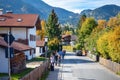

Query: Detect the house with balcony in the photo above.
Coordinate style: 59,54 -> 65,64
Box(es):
0,11 -> 41,59
0,36 -> 32,73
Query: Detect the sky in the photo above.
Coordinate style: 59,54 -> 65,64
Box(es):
42,0 -> 120,13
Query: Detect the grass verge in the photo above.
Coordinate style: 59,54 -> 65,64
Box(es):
27,57 -> 46,63
117,72 -> 120,76
0,73 -> 8,77
11,68 -> 33,80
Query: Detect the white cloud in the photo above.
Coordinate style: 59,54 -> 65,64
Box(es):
42,0 -> 120,13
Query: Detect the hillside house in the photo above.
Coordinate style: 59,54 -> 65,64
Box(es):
0,12 -> 41,59
62,34 -> 77,46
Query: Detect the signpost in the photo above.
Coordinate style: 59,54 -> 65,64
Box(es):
4,32 -> 15,80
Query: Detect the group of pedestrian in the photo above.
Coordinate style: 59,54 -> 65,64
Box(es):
49,50 -> 66,71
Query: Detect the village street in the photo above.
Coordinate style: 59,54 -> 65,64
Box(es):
46,52 -> 120,80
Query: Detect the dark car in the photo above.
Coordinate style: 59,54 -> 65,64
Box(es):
75,50 -> 82,56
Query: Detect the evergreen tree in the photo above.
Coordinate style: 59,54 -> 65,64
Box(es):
46,9 -> 62,40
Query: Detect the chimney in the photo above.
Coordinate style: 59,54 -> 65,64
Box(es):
6,10 -> 13,14
0,9 -> 3,15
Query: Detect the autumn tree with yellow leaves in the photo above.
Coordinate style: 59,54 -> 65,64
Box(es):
36,20 -> 46,40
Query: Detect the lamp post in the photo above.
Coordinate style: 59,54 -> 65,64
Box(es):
44,36 -> 48,58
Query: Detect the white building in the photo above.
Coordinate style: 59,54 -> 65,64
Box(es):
0,37 -> 8,73
0,13 -> 41,59
0,37 -> 33,73
36,40 -> 45,56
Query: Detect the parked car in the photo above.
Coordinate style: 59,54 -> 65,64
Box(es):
75,50 -> 82,56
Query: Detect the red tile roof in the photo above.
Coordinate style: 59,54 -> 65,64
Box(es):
62,34 -> 71,39
0,37 -> 32,51
0,13 -> 39,28
11,42 -> 32,51
36,40 -> 45,47
0,37 -> 7,47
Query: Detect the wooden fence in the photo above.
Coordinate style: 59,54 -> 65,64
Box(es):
99,57 -> 120,73
20,60 -> 49,80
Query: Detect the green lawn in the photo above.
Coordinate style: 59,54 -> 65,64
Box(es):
0,73 -> 8,77
27,57 -> 46,63
11,68 -> 33,80
0,57 -> 46,80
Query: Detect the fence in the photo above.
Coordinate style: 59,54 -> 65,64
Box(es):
20,60 -> 49,80
99,57 -> 120,73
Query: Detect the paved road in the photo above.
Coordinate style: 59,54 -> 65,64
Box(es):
46,52 -> 120,80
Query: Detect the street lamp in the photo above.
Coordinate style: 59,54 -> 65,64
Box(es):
44,36 -> 48,58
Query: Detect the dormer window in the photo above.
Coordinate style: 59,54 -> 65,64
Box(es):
17,18 -> 23,22
0,18 -> 6,21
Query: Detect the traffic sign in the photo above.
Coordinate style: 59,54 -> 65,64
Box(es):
4,33 -> 15,45
5,47 -> 14,58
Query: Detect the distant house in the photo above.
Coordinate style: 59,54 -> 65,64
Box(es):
0,12 -> 41,59
62,34 -> 77,46
36,40 -> 45,56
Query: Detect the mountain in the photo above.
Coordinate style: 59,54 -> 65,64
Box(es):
80,5 -> 120,20
0,0 -> 120,26
0,0 -> 79,26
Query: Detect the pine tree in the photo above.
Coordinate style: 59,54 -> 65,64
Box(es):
46,9 -> 61,40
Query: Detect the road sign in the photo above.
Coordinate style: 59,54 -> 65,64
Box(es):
5,47 -> 14,58
4,33 -> 15,45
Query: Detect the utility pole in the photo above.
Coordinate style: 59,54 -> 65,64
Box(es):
8,32 -> 11,80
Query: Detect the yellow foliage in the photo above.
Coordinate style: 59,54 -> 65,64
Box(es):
64,31 -> 72,35
48,38 -> 59,47
107,17 -> 120,27
36,20 -> 46,40
36,30 -> 40,35
97,20 -> 107,28
107,26 -> 120,62
97,26 -> 120,62
63,45 -> 73,52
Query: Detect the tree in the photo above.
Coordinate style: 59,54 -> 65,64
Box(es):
46,9 -> 62,50
76,17 -> 97,50
36,20 -> 46,40
76,14 -> 86,36
77,14 -> 86,30
46,9 -> 62,40
80,17 -> 97,38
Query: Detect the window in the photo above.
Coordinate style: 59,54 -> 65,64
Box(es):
30,34 -> 36,41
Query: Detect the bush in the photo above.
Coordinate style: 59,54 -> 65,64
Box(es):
97,26 -> 120,63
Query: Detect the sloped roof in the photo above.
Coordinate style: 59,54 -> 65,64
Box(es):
0,37 -> 32,51
11,42 -> 32,51
62,34 -> 71,39
0,13 -> 39,28
36,40 -> 45,47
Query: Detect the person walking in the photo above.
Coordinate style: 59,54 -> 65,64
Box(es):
50,54 -> 55,71
54,51 -> 58,66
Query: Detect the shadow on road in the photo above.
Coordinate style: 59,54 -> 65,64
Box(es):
63,57 -> 95,64
78,78 -> 96,80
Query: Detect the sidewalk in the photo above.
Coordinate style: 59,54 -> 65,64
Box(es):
46,65 -> 63,80
46,54 -> 77,80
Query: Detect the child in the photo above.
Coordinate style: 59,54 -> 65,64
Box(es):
50,55 -> 55,71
